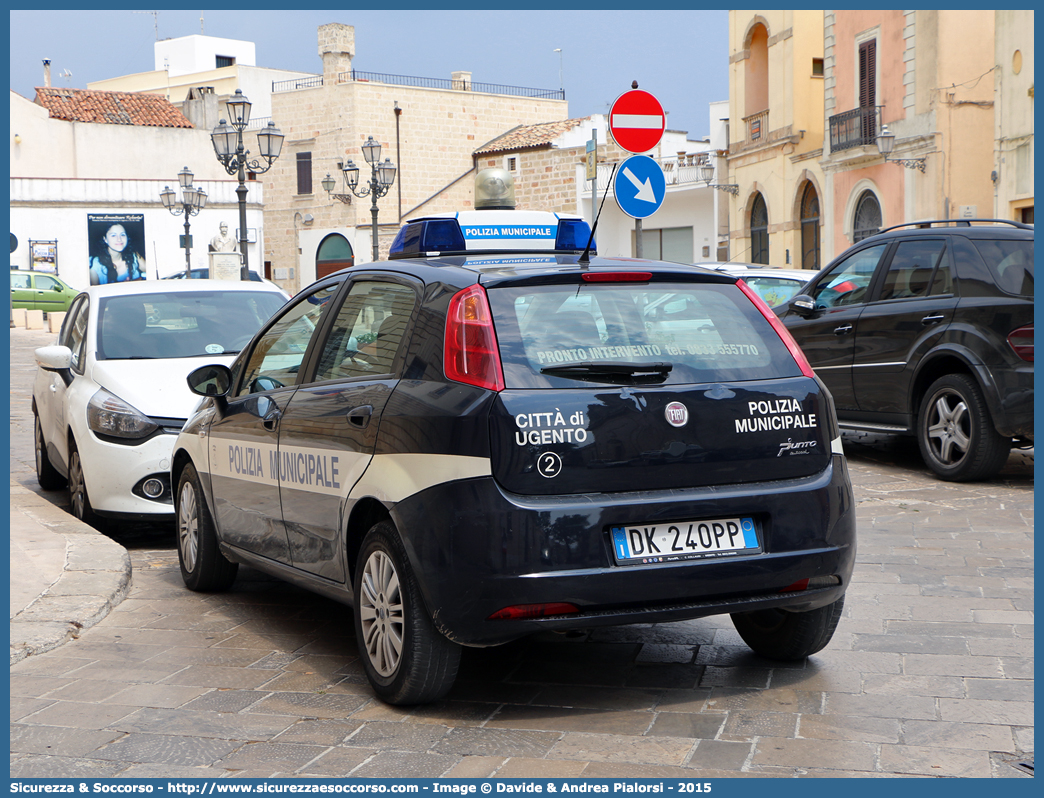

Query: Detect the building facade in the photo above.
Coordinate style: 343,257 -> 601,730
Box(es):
993,10 -> 1034,223
9,88 -> 260,288
727,11 -> 827,270
820,10 -> 998,259
264,23 -> 569,293
87,34 -> 314,130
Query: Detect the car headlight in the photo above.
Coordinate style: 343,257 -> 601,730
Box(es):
87,389 -> 159,439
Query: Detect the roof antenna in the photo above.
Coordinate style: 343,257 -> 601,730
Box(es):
578,163 -> 617,266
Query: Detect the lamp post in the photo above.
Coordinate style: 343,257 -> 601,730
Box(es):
160,166 -> 208,273
876,124 -> 927,172
340,136 -> 397,262
210,89 -> 284,279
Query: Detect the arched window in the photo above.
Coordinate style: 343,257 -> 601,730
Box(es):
853,191 -> 882,243
750,193 -> 769,264
315,234 -> 354,279
800,183 -> 821,271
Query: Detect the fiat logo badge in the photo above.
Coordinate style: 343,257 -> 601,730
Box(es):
665,401 -> 689,427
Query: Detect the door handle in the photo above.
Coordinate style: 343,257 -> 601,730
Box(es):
347,405 -> 373,428
921,314 -> 945,325
833,324 -> 853,335
262,410 -> 282,431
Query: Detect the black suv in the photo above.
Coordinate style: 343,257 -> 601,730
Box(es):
171,200 -> 855,705
779,219 -> 1033,481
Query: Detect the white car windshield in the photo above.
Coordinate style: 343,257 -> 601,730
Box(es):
97,291 -> 285,360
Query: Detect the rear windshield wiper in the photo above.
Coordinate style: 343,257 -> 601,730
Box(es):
540,361 -> 673,384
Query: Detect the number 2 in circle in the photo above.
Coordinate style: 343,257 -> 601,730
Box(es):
537,451 -> 563,478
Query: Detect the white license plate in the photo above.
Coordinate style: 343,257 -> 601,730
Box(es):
610,516 -> 759,565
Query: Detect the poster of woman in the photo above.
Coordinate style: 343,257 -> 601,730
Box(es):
87,214 -> 147,285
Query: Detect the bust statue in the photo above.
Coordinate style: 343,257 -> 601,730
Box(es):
209,222 -> 239,253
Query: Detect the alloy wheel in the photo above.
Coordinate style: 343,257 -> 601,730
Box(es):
34,420 -> 44,475
69,451 -> 87,519
178,480 -> 199,572
925,389 -> 971,467
359,550 -> 404,677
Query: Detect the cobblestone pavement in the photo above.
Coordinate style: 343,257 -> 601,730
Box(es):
9,328 -> 1034,778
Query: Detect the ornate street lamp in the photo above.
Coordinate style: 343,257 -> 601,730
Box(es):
698,156 -> 739,195
876,124 -> 927,172
210,89 -> 284,278
340,136 -> 397,261
160,166 -> 208,272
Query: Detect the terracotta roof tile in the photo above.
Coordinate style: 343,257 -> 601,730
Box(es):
475,117 -> 590,155
34,87 -> 194,128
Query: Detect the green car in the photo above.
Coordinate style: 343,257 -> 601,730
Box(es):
10,270 -> 78,313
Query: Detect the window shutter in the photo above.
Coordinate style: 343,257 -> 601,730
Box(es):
296,152 -> 312,195
859,40 -> 877,109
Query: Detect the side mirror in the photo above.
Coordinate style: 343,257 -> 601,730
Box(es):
187,363 -> 232,398
789,294 -> 816,317
35,345 -> 73,372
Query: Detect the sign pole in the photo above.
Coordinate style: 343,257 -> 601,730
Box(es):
608,86 -> 667,259
586,130 -> 598,227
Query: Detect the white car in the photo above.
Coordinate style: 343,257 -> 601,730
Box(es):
718,267 -> 816,308
32,280 -> 288,525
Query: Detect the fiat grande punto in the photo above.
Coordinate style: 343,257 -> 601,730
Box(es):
171,174 -> 856,705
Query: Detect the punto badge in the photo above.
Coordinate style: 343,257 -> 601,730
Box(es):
665,401 -> 688,427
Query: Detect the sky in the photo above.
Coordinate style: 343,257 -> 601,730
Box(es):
9,8 -> 730,140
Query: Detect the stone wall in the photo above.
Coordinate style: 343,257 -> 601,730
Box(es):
266,77 -> 567,290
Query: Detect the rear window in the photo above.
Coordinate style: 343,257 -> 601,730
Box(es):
487,281 -> 802,388
98,291 -> 285,360
972,239 -> 1033,297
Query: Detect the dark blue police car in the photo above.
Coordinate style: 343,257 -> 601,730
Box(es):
172,170 -> 856,704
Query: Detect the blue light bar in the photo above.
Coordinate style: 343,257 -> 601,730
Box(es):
389,219 -> 467,258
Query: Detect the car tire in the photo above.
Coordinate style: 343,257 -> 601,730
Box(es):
67,438 -> 98,526
917,374 -> 1011,482
34,413 -> 66,491
731,595 -> 845,661
176,462 -> 238,592
353,520 -> 461,705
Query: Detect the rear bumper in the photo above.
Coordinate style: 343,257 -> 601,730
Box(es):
391,455 -> 856,646
975,363 -> 1034,439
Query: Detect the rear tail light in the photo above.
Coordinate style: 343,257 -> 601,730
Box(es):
1008,324 -> 1033,362
488,602 -> 579,620
444,284 -> 505,392
736,279 -> 816,378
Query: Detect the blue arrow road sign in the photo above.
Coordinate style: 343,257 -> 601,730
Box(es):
613,154 -> 666,219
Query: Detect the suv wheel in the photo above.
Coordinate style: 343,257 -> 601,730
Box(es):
176,462 -> 238,592
917,374 -> 1011,481
731,595 -> 845,660
34,413 -> 66,491
354,521 -> 460,705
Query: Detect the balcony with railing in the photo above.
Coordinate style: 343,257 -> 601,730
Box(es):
584,153 -> 711,192
829,106 -> 882,153
272,70 -> 564,100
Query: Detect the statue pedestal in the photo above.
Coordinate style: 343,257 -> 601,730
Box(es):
209,252 -> 243,281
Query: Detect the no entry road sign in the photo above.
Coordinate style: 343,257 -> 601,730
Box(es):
609,89 -> 666,153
